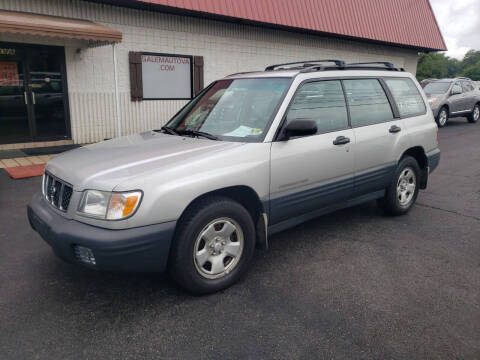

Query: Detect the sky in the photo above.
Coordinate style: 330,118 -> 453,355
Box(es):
429,0 -> 480,59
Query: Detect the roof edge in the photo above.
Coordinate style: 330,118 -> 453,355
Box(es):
83,0 -> 447,52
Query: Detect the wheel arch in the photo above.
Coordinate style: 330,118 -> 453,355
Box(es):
176,185 -> 268,250
399,146 -> 428,189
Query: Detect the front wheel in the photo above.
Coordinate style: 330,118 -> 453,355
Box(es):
468,104 -> 480,123
436,106 -> 448,127
378,156 -> 420,216
168,196 -> 256,294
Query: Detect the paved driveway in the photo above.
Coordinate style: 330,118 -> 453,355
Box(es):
1,118 -> 479,359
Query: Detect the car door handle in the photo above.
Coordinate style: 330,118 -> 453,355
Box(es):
333,136 -> 350,145
389,125 -> 401,133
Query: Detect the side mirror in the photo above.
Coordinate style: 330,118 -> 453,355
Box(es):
281,119 -> 317,140
451,85 -> 462,95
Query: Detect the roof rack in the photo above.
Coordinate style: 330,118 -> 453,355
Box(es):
345,62 -> 405,72
265,59 -> 345,71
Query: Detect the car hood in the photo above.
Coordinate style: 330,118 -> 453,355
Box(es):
46,131 -> 244,191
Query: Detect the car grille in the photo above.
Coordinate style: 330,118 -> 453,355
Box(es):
43,172 -> 73,212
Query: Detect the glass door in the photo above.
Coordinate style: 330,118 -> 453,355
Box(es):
26,46 -> 68,139
0,42 -> 70,144
0,45 -> 30,143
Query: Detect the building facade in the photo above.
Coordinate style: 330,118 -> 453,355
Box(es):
0,0 -> 446,147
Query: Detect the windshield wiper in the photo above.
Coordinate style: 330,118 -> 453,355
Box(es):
157,126 -> 180,136
179,129 -> 219,140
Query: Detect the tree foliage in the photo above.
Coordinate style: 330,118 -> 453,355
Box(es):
416,50 -> 480,81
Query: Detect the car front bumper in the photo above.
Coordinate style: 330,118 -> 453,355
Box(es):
27,192 -> 176,272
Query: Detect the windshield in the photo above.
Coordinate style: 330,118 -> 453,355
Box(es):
423,81 -> 452,95
165,78 -> 291,142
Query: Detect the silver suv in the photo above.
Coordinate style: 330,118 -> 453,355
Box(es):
28,60 -> 440,293
424,77 -> 480,127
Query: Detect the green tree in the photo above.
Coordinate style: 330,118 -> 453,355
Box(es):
463,62 -> 480,81
417,49 -> 480,81
416,53 -> 449,81
462,50 -> 480,70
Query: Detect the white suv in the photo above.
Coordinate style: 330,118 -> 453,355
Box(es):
28,60 -> 440,293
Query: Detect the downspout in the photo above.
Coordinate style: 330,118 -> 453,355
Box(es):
112,43 -> 121,138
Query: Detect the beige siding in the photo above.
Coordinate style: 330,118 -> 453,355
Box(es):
0,0 -> 419,144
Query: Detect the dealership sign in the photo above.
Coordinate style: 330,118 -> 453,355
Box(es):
141,54 -> 192,100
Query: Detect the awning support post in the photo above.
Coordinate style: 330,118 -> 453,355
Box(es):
112,43 -> 121,138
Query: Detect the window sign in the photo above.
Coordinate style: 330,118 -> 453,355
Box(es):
141,53 -> 193,100
0,61 -> 19,86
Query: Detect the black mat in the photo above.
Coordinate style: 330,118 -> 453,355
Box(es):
0,150 -> 26,159
21,144 -> 81,156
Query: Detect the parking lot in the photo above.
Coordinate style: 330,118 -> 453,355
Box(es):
0,117 -> 479,359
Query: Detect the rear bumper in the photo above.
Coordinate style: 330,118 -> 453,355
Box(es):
27,192 -> 176,273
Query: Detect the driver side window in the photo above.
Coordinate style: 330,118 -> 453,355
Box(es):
286,80 -> 348,134
452,82 -> 463,94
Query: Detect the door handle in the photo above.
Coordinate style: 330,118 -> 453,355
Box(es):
333,136 -> 350,145
389,125 -> 401,133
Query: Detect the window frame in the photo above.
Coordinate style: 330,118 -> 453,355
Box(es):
382,76 -> 428,119
274,76 -> 404,140
461,80 -> 474,93
165,76 -> 294,143
342,77 -> 399,129
281,79 -> 351,137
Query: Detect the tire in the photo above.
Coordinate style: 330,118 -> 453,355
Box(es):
378,156 -> 420,216
168,196 -> 256,294
436,106 -> 448,127
467,103 -> 480,123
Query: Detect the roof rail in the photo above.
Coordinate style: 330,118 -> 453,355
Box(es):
346,62 -> 404,71
348,61 -> 395,68
265,59 -> 345,71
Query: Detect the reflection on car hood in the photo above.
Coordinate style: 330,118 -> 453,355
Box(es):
46,131 -> 244,191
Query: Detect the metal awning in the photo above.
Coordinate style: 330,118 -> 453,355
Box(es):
0,10 -> 122,44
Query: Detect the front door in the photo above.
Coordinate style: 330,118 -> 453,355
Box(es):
269,80 -> 355,225
0,42 -> 70,144
449,81 -> 464,114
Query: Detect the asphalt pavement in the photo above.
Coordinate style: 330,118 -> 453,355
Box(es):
1,117 -> 479,359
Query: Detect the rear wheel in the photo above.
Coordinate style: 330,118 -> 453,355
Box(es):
378,156 -> 420,216
168,196 -> 256,294
468,104 -> 480,123
436,106 -> 448,127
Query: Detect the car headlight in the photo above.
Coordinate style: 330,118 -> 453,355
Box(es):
78,190 -> 142,220
428,97 -> 439,107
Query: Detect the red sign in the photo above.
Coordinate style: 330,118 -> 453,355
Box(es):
0,62 -> 20,86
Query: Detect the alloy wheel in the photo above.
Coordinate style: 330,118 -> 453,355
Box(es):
193,217 -> 244,279
396,167 -> 416,207
474,106 -> 479,121
438,109 -> 447,126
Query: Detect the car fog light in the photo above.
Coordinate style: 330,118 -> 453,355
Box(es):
74,245 -> 96,266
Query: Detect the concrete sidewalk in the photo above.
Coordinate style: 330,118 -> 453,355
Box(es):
0,155 -> 55,168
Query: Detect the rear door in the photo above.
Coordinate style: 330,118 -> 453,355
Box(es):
269,80 -> 354,225
344,78 -> 406,196
461,80 -> 476,111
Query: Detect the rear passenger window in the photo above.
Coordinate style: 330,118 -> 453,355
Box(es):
384,78 -> 426,117
286,80 -> 348,134
343,79 -> 393,127
461,81 -> 474,92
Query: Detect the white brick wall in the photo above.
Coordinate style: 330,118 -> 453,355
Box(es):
1,0 -> 419,144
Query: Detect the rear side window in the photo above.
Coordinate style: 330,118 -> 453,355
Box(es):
461,80 -> 474,92
384,78 -> 426,117
286,80 -> 348,134
343,79 -> 393,127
